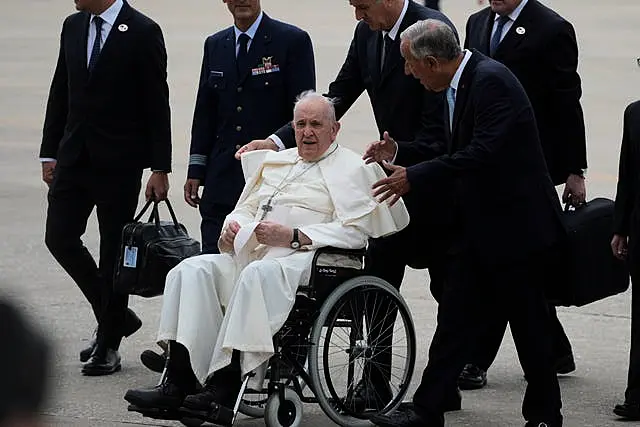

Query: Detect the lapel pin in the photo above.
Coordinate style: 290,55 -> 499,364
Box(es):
516,26 -> 526,35
118,24 -> 128,32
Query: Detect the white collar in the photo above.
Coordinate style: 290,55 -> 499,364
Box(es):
495,0 -> 529,22
234,11 -> 264,42
383,0 -> 409,41
450,49 -> 473,92
92,0 -> 123,26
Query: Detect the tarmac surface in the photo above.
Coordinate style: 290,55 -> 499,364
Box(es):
1,0 -> 639,426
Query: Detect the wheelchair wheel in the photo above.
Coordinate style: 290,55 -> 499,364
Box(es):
239,387 -> 268,418
308,276 -> 416,427
264,388 -> 303,427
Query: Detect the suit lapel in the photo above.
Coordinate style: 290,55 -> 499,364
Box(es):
223,28 -> 237,82
493,0 -> 535,58
76,13 -> 91,82
480,10 -> 494,55
237,15 -> 272,85
449,52 -> 481,146
88,1 -> 134,82
379,2 -> 416,86
367,32 -> 381,86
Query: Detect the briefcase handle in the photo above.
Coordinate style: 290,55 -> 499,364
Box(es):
133,198 -> 181,230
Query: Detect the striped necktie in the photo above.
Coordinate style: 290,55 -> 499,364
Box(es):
88,16 -> 104,72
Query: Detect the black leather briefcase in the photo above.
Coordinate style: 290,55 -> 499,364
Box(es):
113,199 -> 201,298
552,197 -> 630,307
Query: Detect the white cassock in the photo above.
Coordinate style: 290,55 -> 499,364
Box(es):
157,143 -> 409,386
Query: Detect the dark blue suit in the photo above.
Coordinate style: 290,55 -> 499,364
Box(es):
187,14 -> 315,253
400,51 -> 564,426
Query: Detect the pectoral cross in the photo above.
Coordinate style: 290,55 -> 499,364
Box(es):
260,202 -> 273,220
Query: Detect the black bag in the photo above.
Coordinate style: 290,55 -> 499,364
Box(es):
553,197 -> 630,307
113,199 -> 201,298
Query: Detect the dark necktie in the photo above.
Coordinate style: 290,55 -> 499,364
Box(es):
489,15 -> 510,57
236,33 -> 251,74
380,33 -> 393,72
88,16 -> 104,72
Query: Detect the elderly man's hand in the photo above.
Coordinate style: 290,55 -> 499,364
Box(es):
220,220 -> 241,252
611,234 -> 628,260
235,138 -> 279,160
371,162 -> 410,207
363,131 -> 398,164
255,221 -> 293,247
562,173 -> 586,208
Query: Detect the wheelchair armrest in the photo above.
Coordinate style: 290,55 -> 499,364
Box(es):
311,246 -> 367,266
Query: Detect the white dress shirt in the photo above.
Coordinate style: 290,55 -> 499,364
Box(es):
234,11 -> 264,57
40,0 -> 124,163
490,0 -> 529,44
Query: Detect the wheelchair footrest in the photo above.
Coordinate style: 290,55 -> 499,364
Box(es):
179,403 -> 234,426
127,403 -> 182,420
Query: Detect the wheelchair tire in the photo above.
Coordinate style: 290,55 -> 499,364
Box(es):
264,388 -> 303,427
239,399 -> 266,418
308,275 -> 416,427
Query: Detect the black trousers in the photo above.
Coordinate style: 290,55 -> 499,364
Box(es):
199,198 -> 235,254
625,245 -> 640,403
45,156 -> 142,350
412,252 -> 563,426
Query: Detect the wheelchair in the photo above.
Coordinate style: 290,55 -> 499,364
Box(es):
191,246 -> 417,427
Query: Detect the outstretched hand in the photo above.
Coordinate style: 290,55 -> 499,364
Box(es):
371,161 -> 410,207
363,131 -> 398,164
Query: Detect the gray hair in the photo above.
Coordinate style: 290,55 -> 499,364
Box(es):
400,19 -> 461,61
293,90 -> 337,124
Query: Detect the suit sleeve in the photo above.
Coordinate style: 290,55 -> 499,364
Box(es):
394,90 -> 448,167
40,20 -> 69,160
545,20 -> 587,174
613,104 -> 637,236
187,39 -> 216,180
405,74 -> 517,189
139,22 -> 172,172
274,26 -> 365,146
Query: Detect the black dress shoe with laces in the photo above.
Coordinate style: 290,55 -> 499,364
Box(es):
79,329 -> 97,363
343,378 -> 393,412
180,375 -> 242,424
554,354 -> 576,375
80,310 -> 141,363
614,400 -> 640,420
82,347 -> 121,376
457,363 -> 487,390
125,377 -> 192,419
371,405 -> 440,427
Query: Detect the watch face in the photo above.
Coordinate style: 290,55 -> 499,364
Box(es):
291,241 -> 300,249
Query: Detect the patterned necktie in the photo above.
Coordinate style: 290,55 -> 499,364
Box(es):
236,33 -> 251,74
446,87 -> 456,131
489,15 -> 510,57
88,16 -> 104,72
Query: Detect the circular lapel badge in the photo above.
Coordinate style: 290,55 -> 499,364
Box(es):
118,24 -> 128,32
516,26 -> 526,35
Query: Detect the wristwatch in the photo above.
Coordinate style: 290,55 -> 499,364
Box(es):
290,228 -> 301,250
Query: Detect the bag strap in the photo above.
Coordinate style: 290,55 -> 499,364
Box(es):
133,199 -> 154,222
139,197 -> 181,230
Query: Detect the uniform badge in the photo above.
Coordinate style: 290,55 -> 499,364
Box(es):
516,26 -> 526,35
118,24 -> 128,32
251,56 -> 281,76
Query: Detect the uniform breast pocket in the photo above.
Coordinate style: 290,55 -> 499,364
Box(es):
207,71 -> 226,90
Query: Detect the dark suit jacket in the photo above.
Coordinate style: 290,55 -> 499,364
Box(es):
613,101 -> 640,239
273,1 -> 456,151
188,14 -> 315,209
464,0 -> 587,185
397,51 -> 565,265
40,1 -> 171,172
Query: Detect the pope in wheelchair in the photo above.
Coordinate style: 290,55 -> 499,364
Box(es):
124,91 -> 412,426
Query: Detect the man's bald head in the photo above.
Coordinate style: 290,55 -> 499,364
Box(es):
292,91 -> 341,162
348,0 -> 405,31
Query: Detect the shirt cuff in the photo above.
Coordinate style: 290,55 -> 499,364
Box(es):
269,134 -> 285,151
39,158 -> 56,162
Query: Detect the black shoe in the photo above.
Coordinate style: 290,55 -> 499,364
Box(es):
457,364 -> 487,390
524,422 -> 560,427
82,347 -> 121,376
141,349 -> 167,373
125,378 -> 189,414
554,354 -> 576,375
122,308 -> 142,338
180,375 -> 242,420
614,401 -> 640,420
79,328 -> 97,363
344,377 -> 393,412
371,405 -> 438,427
